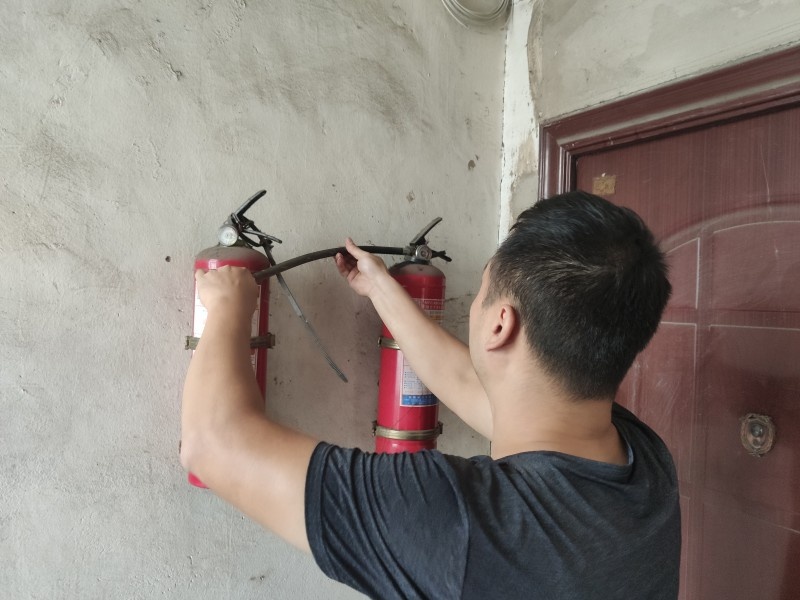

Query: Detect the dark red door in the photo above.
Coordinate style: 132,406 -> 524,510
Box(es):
574,105 -> 800,599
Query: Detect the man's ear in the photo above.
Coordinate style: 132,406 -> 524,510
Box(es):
485,303 -> 519,351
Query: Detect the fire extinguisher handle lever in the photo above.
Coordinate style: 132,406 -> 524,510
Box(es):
234,189 -> 267,218
408,217 -> 443,247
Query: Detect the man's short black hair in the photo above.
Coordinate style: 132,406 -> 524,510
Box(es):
487,191 -> 672,400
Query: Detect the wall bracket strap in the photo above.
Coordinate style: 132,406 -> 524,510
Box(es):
372,421 -> 443,441
379,336 -> 401,350
184,334 -> 275,351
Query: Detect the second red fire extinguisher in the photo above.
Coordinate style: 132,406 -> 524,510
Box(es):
373,219 -> 451,454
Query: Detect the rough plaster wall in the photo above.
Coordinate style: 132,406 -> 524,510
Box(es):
501,0 -> 800,227
499,0 -> 539,238
0,1 -> 504,598
532,0 -> 800,121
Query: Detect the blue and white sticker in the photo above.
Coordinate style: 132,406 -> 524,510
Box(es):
401,357 -> 437,406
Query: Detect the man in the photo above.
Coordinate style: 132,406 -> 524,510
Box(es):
181,191 -> 680,599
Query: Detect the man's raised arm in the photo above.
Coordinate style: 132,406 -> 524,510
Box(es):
181,266 -> 317,552
335,238 -> 492,440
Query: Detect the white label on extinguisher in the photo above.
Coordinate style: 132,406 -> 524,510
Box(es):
249,291 -> 260,371
401,359 -> 437,406
193,284 -> 261,373
400,297 -> 443,407
413,297 -> 444,324
193,288 -> 208,337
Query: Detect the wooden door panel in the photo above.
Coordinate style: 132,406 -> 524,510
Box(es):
665,238 -> 700,311
573,103 -> 800,598
700,502 -> 799,600
703,325 -> 800,519
632,323 -> 696,486
618,321 -> 697,600
679,495 -> 691,600
576,130 -> 705,240
709,222 -> 800,312
702,111 -> 800,215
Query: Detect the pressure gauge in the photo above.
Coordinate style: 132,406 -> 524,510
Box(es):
217,224 -> 239,247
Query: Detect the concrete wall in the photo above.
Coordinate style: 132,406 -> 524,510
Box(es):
0,1 -> 504,598
532,0 -> 800,121
500,0 -> 800,225
500,0 -> 537,236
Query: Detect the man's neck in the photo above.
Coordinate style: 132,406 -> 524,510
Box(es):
487,379 -> 626,465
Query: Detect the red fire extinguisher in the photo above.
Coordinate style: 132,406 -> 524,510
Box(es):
373,219 -> 451,453
185,191 -> 278,488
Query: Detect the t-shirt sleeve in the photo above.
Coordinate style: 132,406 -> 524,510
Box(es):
305,442 -> 469,600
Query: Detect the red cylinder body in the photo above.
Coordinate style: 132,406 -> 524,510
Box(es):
375,261 -> 445,453
188,245 -> 271,487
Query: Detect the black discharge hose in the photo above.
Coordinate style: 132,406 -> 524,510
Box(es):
253,246 -> 406,283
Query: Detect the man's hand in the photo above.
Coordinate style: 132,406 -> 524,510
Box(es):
334,238 -> 391,298
195,266 -> 259,319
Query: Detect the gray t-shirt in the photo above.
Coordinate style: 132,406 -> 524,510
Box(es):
305,403 -> 680,599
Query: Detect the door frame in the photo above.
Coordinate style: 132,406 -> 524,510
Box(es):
539,45 -> 800,199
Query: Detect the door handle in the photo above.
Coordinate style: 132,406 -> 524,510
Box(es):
740,413 -> 776,457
